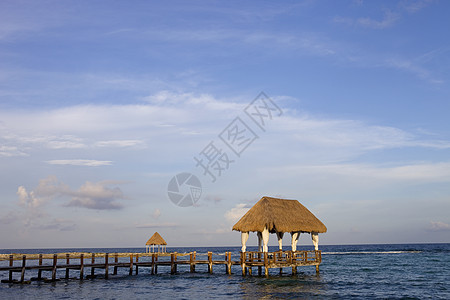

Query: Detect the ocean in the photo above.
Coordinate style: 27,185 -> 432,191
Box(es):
0,243 -> 448,299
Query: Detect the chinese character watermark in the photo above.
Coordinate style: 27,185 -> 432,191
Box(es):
167,92 -> 282,207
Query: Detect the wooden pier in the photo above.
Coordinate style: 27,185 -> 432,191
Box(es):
0,250 -> 321,283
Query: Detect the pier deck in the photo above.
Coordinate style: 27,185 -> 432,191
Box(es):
0,250 -> 321,283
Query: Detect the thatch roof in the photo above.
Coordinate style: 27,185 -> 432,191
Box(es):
145,232 -> 167,245
232,196 -> 327,233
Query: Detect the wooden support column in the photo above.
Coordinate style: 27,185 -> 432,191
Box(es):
129,254 -> 133,276
316,265 -> 320,274
80,254 -> 84,280
248,253 -> 252,275
105,253 -> 109,279
113,253 -> 118,275
170,253 -> 175,274
226,252 -> 232,275
241,252 -> 246,276
91,253 -> 95,277
208,252 -> 213,274
65,253 -> 70,279
52,254 -> 57,281
135,254 -> 139,275
278,252 -> 282,275
189,252 -> 195,273
258,252 -> 262,276
38,254 -> 43,280
174,253 -> 177,273
8,255 -> 13,282
154,254 -> 158,274
20,255 -> 26,283
292,250 -> 297,275
264,252 -> 269,277
151,254 -> 155,275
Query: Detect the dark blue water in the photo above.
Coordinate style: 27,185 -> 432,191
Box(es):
0,244 -> 448,299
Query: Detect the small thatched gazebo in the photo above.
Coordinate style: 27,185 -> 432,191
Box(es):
145,232 -> 167,253
233,196 -> 327,252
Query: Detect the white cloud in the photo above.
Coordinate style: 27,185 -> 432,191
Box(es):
136,222 -> 179,228
46,159 -> 113,167
385,57 -> 443,84
262,162 -> 450,185
334,10 -> 400,29
224,203 -> 252,224
0,145 -> 28,157
18,176 -> 126,210
401,0 -> 434,13
95,140 -> 145,148
65,181 -> 125,210
152,208 -> 161,219
427,221 -> 450,232
357,10 -> 399,29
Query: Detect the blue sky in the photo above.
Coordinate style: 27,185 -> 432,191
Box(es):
1,0 -> 449,248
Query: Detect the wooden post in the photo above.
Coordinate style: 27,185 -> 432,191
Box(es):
208,252 -> 213,274
316,265 -> 320,274
129,254 -> 133,276
20,255 -> 26,283
292,251 -> 297,275
174,253 -> 177,273
105,253 -> 109,279
151,254 -> 155,275
241,252 -> 246,276
189,252 -> 194,273
248,252 -> 252,275
258,252 -> 262,276
226,252 -> 231,275
155,253 -> 158,274
170,253 -> 175,274
52,254 -> 57,281
9,254 -> 13,282
91,253 -> 95,277
135,253 -> 139,275
264,252 -> 268,277
80,254 -> 84,280
66,253 -> 70,279
38,254 -> 43,280
114,253 -> 118,275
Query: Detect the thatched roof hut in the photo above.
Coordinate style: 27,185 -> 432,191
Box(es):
233,196 -> 327,233
233,196 -> 327,252
145,232 -> 167,253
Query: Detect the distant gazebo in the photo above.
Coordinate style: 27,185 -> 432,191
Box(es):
233,196 -> 327,252
145,232 -> 167,253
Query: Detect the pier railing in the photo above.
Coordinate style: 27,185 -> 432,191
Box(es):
240,250 -> 321,276
0,250 -> 321,283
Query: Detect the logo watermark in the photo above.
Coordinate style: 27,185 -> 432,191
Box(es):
167,92 -> 282,207
167,172 -> 202,207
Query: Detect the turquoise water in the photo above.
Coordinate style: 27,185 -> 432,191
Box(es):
0,243 -> 449,299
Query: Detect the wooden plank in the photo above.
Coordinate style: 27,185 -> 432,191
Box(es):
38,254 -> 43,280
105,253 -> 109,279
20,255 -> 26,283
52,254 -> 57,281
91,253 -> 95,277
80,254 -> 84,280
65,253 -> 70,279
135,254 -> 139,275
114,253 -> 118,275
208,252 -> 212,274
129,254 -> 133,276
264,252 -> 268,277
9,254 -> 13,282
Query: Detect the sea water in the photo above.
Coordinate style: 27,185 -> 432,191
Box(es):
0,243 -> 448,299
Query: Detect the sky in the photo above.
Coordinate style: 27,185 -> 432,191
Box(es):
0,0 -> 449,249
